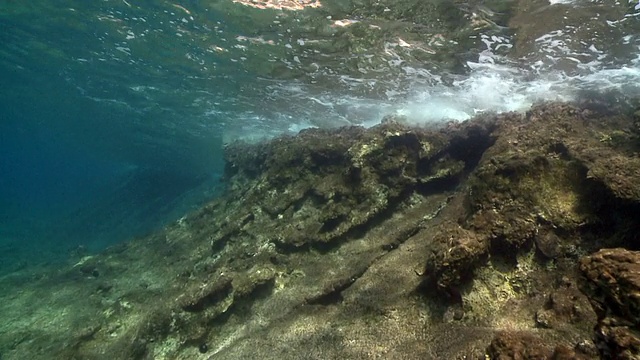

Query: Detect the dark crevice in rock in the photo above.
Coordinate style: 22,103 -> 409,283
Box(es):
416,174 -> 460,196
547,142 -> 571,160
272,239 -> 312,254
318,214 -> 347,234
380,222 -> 424,252
306,266 -> 370,306
591,200 -> 640,251
180,276 -> 234,313
312,188 -> 415,254
446,122 -> 498,172
179,277 -> 276,354
238,213 -> 255,227
306,284 -> 345,305
210,276 -> 275,327
211,230 -> 239,255
573,175 -> 640,252
273,187 -> 415,254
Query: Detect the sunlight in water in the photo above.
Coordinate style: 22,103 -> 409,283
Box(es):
231,0 -> 322,10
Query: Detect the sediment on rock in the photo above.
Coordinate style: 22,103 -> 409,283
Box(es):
579,248 -> 640,360
0,99 -> 639,359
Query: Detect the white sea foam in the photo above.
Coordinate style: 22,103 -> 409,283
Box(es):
395,68 -> 572,124
393,54 -> 639,126
97,0 -> 633,143
224,55 -> 640,142
548,0 -> 575,5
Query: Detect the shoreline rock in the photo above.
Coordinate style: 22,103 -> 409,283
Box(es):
580,248 -> 640,360
0,100 -> 639,359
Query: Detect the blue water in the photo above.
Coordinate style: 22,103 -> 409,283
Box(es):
1,71 -> 223,269
1,2 -> 227,271
1,0 -> 639,273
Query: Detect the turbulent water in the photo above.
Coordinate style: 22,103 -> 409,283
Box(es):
1,0 -> 639,273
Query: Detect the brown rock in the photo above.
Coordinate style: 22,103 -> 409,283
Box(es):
3,99 -> 640,360
579,248 -> 640,359
487,331 -> 553,359
487,332 -> 597,360
425,221 -> 489,291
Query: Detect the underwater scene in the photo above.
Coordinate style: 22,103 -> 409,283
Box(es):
1,0 -> 640,358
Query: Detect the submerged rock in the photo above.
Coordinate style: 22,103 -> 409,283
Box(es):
0,99 -> 639,359
579,248 -> 640,359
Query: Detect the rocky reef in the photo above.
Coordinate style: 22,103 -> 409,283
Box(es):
580,248 -> 640,359
1,99 -> 639,359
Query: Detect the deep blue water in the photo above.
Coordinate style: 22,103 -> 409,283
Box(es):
1,0 -> 639,273
1,2 -> 227,271
0,66 -> 224,270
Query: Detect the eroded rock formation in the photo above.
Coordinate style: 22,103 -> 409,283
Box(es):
580,249 -> 640,359
0,99 -> 639,359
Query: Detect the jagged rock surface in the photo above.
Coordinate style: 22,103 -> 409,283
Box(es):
579,248 -> 640,360
0,100 -> 639,359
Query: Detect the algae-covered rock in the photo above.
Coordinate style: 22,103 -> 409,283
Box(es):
2,99 -> 640,360
579,248 -> 640,359
426,221 -> 489,291
487,331 -> 556,359
221,121 -> 453,250
418,105 -> 593,293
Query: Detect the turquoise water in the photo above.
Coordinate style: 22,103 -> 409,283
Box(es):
1,0 -> 639,273
1,1 -> 229,271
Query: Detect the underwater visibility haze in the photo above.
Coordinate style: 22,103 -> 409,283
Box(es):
2,0 -> 640,271
2,0 -> 640,359
2,0 -> 640,272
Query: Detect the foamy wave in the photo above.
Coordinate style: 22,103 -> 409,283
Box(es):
217,0 -> 640,142
225,53 -> 640,142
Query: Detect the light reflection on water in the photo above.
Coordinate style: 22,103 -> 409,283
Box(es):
4,0 -> 638,139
